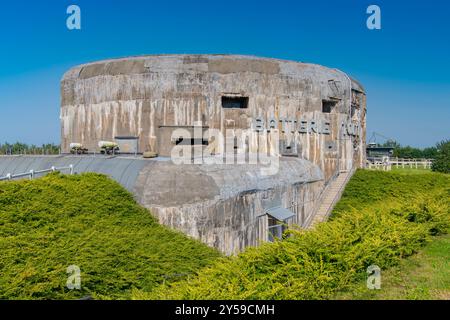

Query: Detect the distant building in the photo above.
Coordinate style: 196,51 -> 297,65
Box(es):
366,143 -> 394,159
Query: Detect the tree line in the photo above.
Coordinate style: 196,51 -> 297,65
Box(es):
381,139 -> 449,174
0,142 -> 60,155
381,140 -> 437,159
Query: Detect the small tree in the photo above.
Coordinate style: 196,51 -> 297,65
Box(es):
422,147 -> 438,159
382,139 -> 400,148
393,145 -> 423,158
431,140 -> 450,174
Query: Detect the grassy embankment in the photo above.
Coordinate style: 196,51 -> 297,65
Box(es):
0,169 -> 448,299
333,232 -> 450,299
333,168 -> 450,299
0,173 -> 220,299
134,169 -> 449,299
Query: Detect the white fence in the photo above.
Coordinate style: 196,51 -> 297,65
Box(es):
367,157 -> 433,171
0,165 -> 74,181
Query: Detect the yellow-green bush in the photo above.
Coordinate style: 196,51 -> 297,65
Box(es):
0,173 -> 219,299
134,170 -> 450,300
1,170 -> 448,300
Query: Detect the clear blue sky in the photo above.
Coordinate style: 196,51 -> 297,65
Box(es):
0,0 -> 449,147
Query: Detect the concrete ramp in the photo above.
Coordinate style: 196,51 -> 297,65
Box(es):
307,169 -> 355,228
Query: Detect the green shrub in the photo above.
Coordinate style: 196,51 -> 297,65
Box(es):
431,140 -> 450,174
0,173 -> 219,299
133,170 -> 450,300
1,170 -> 448,300
332,169 -> 449,216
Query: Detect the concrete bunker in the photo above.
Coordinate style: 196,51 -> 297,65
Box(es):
56,54 -> 366,254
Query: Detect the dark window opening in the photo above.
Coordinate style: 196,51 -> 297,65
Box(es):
322,100 -> 337,113
351,106 -> 358,118
222,96 -> 249,109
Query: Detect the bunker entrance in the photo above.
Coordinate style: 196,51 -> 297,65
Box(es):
268,217 -> 285,242
266,206 -> 295,242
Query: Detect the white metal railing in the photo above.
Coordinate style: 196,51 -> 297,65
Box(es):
0,165 -> 74,181
390,157 -> 433,169
303,167 -> 356,228
323,167 -> 356,221
367,157 -> 433,171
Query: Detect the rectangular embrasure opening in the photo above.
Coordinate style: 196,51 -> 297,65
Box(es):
222,96 -> 249,109
322,100 -> 337,113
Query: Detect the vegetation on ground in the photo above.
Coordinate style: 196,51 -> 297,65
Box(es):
0,173 -> 219,299
332,169 -> 448,216
133,170 -> 450,300
333,232 -> 450,299
431,140 -> 450,174
389,167 -> 432,174
1,169 -> 448,300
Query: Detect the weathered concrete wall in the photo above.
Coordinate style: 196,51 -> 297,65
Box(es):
133,157 -> 324,254
0,155 -> 323,255
61,54 -> 366,182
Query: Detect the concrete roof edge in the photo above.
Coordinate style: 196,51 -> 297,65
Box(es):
61,54 -> 358,82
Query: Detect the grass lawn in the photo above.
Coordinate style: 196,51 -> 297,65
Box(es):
333,169 -> 449,299
389,167 -> 433,175
334,231 -> 450,299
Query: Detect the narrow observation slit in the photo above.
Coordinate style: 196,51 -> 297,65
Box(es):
222,96 -> 249,109
175,138 -> 208,146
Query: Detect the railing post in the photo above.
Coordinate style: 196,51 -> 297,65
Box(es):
2,165 -> 75,182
